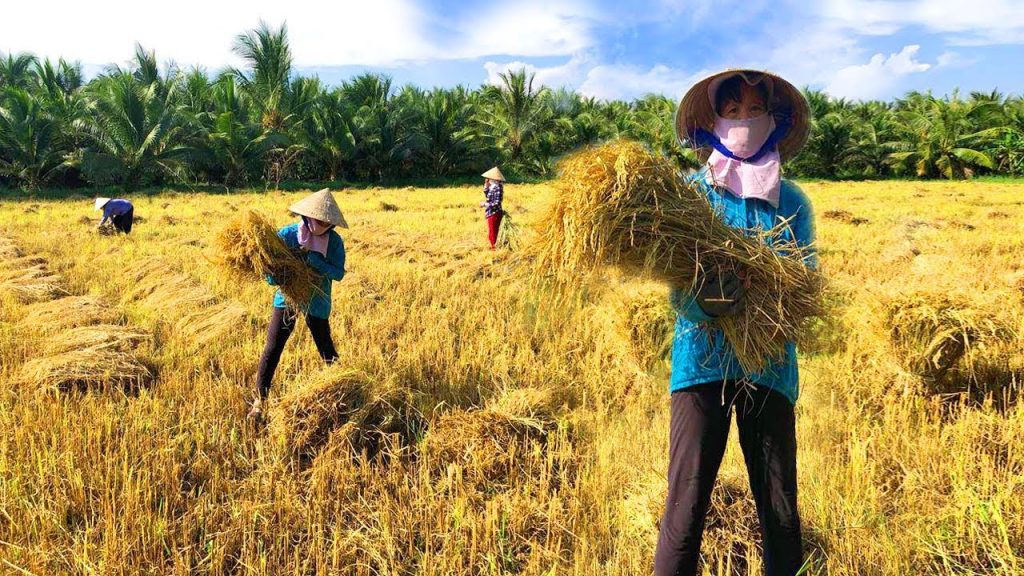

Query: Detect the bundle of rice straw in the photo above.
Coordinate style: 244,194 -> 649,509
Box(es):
19,324 -> 153,392
269,367 -> 416,462
496,210 -> 523,251
18,295 -> 123,334
213,210 -> 322,308
423,387 -> 563,488
531,140 -> 825,373
887,291 -> 1015,383
0,259 -> 66,302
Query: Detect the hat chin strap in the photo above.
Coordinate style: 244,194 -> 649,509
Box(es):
693,115 -> 791,163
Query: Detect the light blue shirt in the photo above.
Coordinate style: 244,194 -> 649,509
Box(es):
266,223 -> 346,319
669,173 -> 817,405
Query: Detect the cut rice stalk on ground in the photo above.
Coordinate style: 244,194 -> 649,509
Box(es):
18,295 -> 123,334
212,210 -> 323,308
887,290 -> 1017,390
423,387 -> 565,488
19,324 -> 154,392
269,367 -> 418,463
0,262 -> 66,302
530,140 -> 825,373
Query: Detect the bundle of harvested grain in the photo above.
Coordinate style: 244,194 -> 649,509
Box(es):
269,367 -> 416,462
610,285 -> 676,368
531,140 -> 824,373
212,210 -> 322,308
0,261 -> 65,302
173,302 -> 249,348
497,210 -> 523,251
424,387 -> 563,487
19,324 -> 153,391
18,295 -> 122,334
887,291 -> 1015,384
0,237 -> 21,258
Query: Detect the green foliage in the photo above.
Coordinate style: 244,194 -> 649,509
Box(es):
2,28 -> 1023,191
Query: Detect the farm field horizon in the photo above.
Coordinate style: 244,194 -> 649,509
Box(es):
1,179 -> 1023,575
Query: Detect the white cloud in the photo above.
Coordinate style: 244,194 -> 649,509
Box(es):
578,63 -> 707,101
936,51 -> 975,68
825,45 -> 931,100
451,0 -> 596,59
0,0 -> 435,68
0,0 -> 599,69
821,0 -> 1024,44
482,54 -> 593,89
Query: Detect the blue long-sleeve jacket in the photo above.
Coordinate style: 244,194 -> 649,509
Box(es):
669,173 -> 817,405
266,223 -> 346,319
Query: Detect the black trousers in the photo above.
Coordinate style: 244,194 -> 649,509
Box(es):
255,307 -> 338,399
654,381 -> 802,576
112,207 -> 134,233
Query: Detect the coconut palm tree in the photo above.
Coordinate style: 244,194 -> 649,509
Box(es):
887,93 -> 997,179
417,87 -> 479,177
0,88 -> 67,188
299,89 -> 356,181
232,21 -> 293,133
201,75 -> 277,186
81,73 -> 195,187
477,68 -> 552,172
0,52 -> 38,91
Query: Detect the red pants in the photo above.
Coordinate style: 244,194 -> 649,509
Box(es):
486,212 -> 503,248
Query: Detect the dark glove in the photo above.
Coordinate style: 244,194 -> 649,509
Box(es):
695,267 -> 746,318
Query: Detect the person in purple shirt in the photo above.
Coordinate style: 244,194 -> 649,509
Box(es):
95,198 -> 134,234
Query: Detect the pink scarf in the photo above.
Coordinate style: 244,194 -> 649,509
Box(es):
705,114 -> 782,208
297,218 -> 330,256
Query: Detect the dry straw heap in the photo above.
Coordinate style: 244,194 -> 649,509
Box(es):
269,367 -> 417,463
532,140 -> 825,373
213,210 -> 322,308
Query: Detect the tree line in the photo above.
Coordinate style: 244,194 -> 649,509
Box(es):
2,22 -> 1022,191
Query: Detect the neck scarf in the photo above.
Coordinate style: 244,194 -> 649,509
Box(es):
297,217 -> 331,256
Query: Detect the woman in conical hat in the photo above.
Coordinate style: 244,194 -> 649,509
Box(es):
654,70 -> 815,576
480,167 -> 505,249
94,197 -> 135,234
249,188 -> 349,420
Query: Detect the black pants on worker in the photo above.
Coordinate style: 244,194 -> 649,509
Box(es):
654,381 -> 802,576
255,307 -> 338,399
112,207 -> 134,233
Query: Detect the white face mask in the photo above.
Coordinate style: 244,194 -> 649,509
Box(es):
712,113 -> 775,159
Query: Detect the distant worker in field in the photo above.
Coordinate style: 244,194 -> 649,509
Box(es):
480,167 -> 505,249
248,188 -> 348,420
95,197 -> 134,234
654,70 -> 816,576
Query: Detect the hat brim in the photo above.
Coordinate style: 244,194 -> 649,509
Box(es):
289,189 -> 349,228
675,69 -> 809,162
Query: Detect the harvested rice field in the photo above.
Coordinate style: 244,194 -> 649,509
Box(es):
1,179 -> 1023,575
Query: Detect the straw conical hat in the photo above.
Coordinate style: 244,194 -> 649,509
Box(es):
675,69 -> 809,162
289,188 -> 348,228
481,167 -> 505,181
94,197 -> 111,210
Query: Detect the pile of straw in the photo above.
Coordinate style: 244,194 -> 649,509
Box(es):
531,140 -> 824,373
19,295 -> 122,333
887,291 -> 1015,384
213,210 -> 322,308
423,387 -> 563,488
0,257 -> 66,302
20,324 -> 153,392
269,367 -> 417,462
120,256 -> 249,348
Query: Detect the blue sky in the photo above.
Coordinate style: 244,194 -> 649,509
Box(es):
3,0 -> 1023,102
